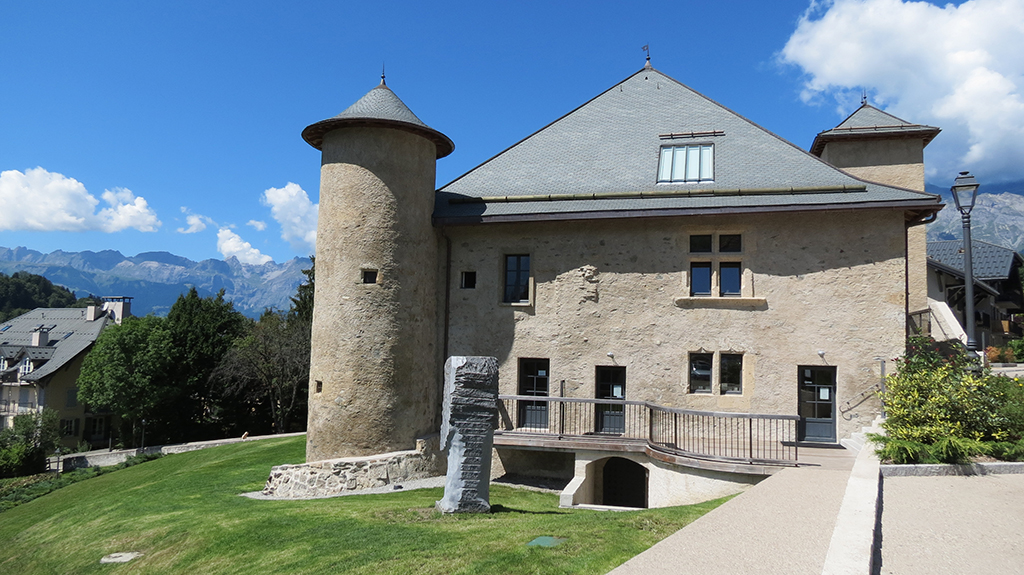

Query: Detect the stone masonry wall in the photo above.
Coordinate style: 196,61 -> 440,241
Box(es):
442,209 -> 907,443
263,435 -> 445,498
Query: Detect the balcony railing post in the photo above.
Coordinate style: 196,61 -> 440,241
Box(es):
748,417 -> 753,462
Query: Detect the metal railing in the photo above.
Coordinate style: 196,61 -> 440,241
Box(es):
497,395 -> 799,466
0,398 -> 38,414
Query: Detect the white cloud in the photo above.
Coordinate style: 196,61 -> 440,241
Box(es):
261,182 -> 318,252
246,219 -> 267,231
780,0 -> 1024,182
216,228 -> 272,265
0,167 -> 161,232
176,207 -> 215,234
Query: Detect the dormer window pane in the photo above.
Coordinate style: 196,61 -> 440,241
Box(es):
659,148 -> 673,182
672,147 -> 687,181
686,146 -> 701,181
658,144 -> 714,183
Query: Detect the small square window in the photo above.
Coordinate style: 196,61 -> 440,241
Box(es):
690,235 -> 712,253
720,262 -> 741,296
461,271 -> 477,289
721,354 -> 743,394
362,270 -> 378,284
719,234 -> 742,253
689,353 -> 713,394
690,262 -> 711,296
315,380 -> 323,394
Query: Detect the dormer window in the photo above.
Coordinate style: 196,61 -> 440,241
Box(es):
658,144 -> 714,183
19,357 -> 32,375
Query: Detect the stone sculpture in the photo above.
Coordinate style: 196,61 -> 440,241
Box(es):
436,356 -> 499,513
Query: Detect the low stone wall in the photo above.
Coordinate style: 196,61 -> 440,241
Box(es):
262,435 -> 446,498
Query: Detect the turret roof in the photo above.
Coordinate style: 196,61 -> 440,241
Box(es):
809,104 -> 940,156
302,80 -> 454,158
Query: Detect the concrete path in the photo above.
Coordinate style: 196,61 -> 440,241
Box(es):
879,473 -> 1024,575
608,447 -> 858,575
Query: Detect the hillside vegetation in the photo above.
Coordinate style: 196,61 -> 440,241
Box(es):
0,271 -> 97,322
0,435 -> 725,574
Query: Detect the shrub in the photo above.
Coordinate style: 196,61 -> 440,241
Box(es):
989,375 -> 1024,441
1008,338 -> 1024,362
986,440 -> 1024,462
986,346 -> 1016,364
882,364 -> 1002,443
930,436 -> 986,464
870,434 -> 935,464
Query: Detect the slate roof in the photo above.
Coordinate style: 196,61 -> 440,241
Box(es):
434,66 -> 940,224
809,104 -> 940,156
302,79 -> 454,158
0,308 -> 109,383
928,240 -> 1024,281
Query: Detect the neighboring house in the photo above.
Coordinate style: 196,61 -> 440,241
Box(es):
926,240 -> 1024,347
0,297 -> 131,450
303,63 -> 943,507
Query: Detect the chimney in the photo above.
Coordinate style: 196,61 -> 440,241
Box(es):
86,305 -> 101,321
100,296 -> 133,325
31,327 -> 49,347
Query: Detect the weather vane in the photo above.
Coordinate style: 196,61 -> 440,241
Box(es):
642,44 -> 650,63
381,63 -> 386,86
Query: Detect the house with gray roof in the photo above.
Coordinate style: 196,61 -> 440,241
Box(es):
303,62 -> 943,508
927,240 -> 1024,346
0,297 -> 131,449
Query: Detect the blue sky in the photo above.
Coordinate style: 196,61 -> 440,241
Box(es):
1,0 -> 1021,264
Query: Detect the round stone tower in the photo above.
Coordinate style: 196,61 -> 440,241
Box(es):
301,77 -> 453,461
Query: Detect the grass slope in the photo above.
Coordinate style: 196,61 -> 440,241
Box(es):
0,436 -> 727,574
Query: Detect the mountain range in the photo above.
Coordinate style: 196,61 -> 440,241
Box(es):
0,247 -> 311,318
925,180 -> 1024,252
0,178 -> 1020,318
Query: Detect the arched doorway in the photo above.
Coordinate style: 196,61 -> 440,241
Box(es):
602,457 -> 647,508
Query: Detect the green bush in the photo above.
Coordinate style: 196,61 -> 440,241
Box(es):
869,434 -> 936,464
986,440 -> 1024,462
882,363 -> 1002,443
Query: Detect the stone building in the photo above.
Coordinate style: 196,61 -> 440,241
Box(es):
0,297 -> 130,450
301,63 -> 943,507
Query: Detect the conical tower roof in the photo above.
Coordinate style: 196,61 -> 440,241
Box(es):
302,80 -> 454,158
810,103 -> 939,156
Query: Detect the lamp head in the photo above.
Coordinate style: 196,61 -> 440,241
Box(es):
951,171 -> 980,214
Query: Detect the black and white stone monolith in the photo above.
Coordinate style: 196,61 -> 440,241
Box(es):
436,356 -> 499,513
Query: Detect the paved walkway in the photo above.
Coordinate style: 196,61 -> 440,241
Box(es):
880,473 -> 1024,575
609,446 -> 858,575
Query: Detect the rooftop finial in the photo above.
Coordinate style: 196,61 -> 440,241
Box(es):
861,89 -> 867,106
381,63 -> 386,86
642,44 -> 651,68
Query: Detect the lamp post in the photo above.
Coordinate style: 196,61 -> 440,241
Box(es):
950,171 -> 980,353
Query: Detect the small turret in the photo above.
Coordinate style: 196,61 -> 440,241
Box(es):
303,78 -> 453,461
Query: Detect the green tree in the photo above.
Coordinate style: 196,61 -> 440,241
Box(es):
0,271 -> 78,322
0,409 -> 61,478
165,288 -> 248,440
289,256 -> 314,324
213,310 -> 309,433
77,316 -> 175,447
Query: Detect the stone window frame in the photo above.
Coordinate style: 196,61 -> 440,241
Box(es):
686,232 -> 749,298
460,270 -> 477,290
688,350 -> 746,395
500,253 -> 534,307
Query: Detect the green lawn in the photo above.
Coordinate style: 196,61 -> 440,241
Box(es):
0,436 -> 727,574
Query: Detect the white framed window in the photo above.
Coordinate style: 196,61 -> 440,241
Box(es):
658,145 -> 714,183
18,357 -> 32,375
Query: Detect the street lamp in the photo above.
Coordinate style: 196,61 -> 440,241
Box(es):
951,171 -> 980,353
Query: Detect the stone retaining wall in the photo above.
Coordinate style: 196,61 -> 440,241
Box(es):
262,435 -> 446,498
